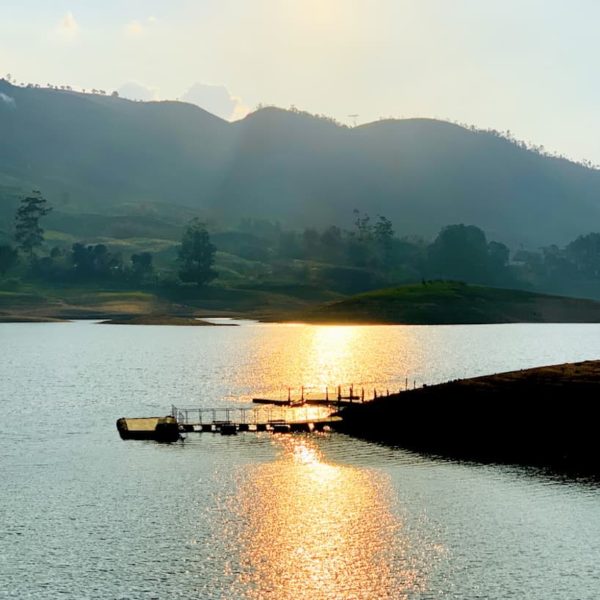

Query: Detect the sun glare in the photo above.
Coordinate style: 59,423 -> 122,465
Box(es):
229,436 -> 425,599
291,0 -> 356,30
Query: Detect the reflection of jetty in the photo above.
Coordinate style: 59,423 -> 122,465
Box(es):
253,384 -> 407,407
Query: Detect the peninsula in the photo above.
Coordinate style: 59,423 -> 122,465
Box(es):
300,282 -> 600,324
338,360 -> 600,474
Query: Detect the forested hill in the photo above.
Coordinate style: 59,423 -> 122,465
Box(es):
2,79 -> 600,246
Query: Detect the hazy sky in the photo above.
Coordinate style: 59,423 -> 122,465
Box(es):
1,1 -> 600,162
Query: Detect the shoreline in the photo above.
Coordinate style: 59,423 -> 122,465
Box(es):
7,309 -> 600,326
100,315 -> 238,326
5,281 -> 600,326
10,314 -> 600,326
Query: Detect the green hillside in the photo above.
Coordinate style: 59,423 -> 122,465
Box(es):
300,281 -> 600,324
2,80 -> 600,246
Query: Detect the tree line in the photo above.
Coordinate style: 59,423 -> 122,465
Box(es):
232,214 -> 600,296
0,191 -> 217,287
4,190 -> 600,299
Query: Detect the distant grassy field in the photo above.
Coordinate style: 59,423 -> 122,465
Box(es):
300,281 -> 600,324
0,278 -> 338,321
0,283 -> 161,320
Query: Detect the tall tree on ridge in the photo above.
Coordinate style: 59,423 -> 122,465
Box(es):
14,190 -> 52,261
177,218 -> 218,287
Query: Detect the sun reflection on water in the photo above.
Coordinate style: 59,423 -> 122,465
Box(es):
228,436 -> 426,600
309,326 -> 361,389
233,324 -> 424,403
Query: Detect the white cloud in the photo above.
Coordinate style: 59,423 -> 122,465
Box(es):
117,81 -> 159,102
180,83 -> 250,121
115,81 -> 250,120
57,12 -> 79,38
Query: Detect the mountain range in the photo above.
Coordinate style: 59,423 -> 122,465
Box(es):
1,78 -> 599,247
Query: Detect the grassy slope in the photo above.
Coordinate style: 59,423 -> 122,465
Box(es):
0,279 -> 339,320
301,281 -> 600,324
6,280 -> 600,324
0,284 -> 161,319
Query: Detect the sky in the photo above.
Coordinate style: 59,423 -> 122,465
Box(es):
1,0 -> 600,163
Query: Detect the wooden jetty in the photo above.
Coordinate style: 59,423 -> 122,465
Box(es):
171,405 -> 341,435
116,405 -> 341,441
117,382 -> 420,441
252,384 -> 400,407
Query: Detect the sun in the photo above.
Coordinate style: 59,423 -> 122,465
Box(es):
293,0 -> 353,29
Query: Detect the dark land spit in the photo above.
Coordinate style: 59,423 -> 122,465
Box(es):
338,360 -> 600,475
100,315 -> 237,326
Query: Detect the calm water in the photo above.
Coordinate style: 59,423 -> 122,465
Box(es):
2,321 -> 600,599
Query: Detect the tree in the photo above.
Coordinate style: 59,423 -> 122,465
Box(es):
14,191 -> 52,260
0,245 -> 18,276
177,219 -> 217,286
427,224 -> 513,284
353,209 -> 373,241
565,233 -> 600,279
373,215 -> 394,269
70,243 -> 123,280
427,224 -> 490,282
131,252 -> 154,282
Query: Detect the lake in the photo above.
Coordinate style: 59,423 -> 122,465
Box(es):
2,321 -> 600,599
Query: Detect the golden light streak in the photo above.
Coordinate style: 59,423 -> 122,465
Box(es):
229,437 -> 425,599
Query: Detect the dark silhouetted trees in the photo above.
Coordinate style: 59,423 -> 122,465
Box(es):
565,233 -> 600,279
71,243 -> 123,280
177,219 -> 217,286
14,191 -> 52,260
373,215 -> 395,268
131,252 -> 154,282
0,244 -> 18,276
427,224 -> 510,284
